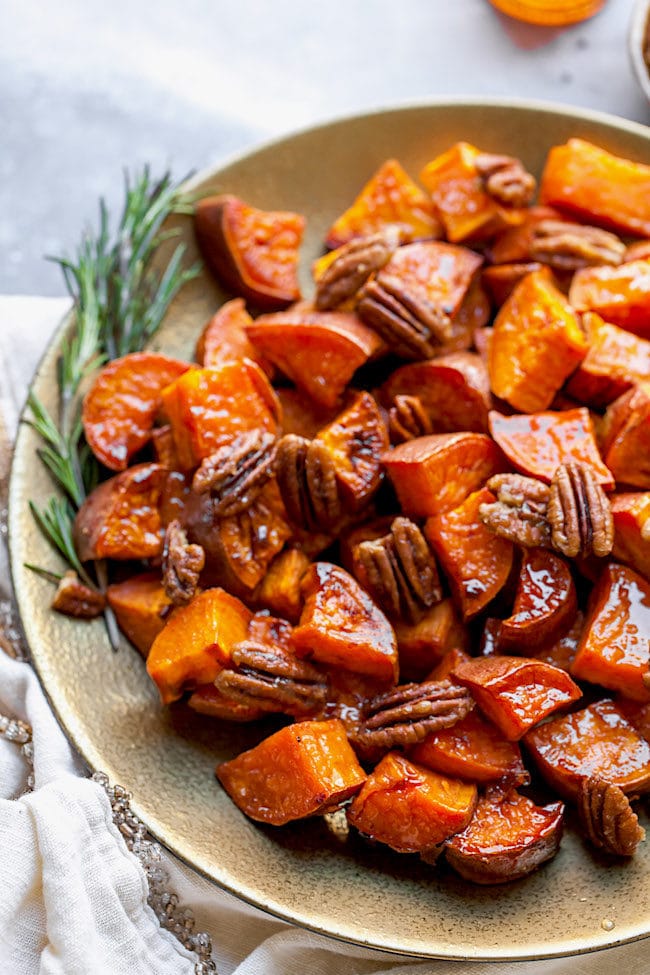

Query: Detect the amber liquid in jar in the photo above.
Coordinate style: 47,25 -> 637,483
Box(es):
488,0 -> 607,27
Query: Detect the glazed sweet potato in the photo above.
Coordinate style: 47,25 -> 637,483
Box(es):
569,260 -> 650,339
600,384 -> 650,488
275,387 -> 339,440
314,391 -> 388,509
531,611 -> 584,673
410,710 -> 527,784
393,599 -> 469,682
195,297 -> 273,377
498,549 -> 578,651
482,262 -> 544,307
187,684 -> 264,722
255,547 -> 311,622
611,492 -> 650,580
566,312 -> 650,407
106,573 -> 172,656
487,206 -> 563,264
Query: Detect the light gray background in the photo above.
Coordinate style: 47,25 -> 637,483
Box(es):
1,0 -> 645,296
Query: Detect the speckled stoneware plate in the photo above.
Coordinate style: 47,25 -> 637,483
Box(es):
9,99 -> 650,962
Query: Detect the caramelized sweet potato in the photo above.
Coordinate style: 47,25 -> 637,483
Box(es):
445,787 -> 564,885
82,353 -> 190,471
383,432 -> 506,519
569,260 -> 650,339
611,492 -> 650,580
427,647 -> 472,681
347,752 -> 477,853
498,549 -> 577,651
482,262 -> 544,307
195,298 -> 273,377
566,313 -> 650,407
393,599 -> 469,682
571,563 -> 650,702
195,194 -> 304,309
151,425 -> 182,470
489,408 -> 614,488
256,547 -> 311,623
187,684 -> 265,722
532,610 -> 584,673
106,573 -> 171,656
425,488 -> 514,620
146,587 -> 252,704
410,710 -> 527,784
616,697 -> 650,743
74,463 -> 165,562
600,384 -> 650,488
445,276 -> 492,350
324,158 -> 441,249
276,387 -> 339,440
524,698 -> 650,801
452,656 -> 582,741
487,206 -> 563,264
291,562 -> 398,684
217,718 -> 366,825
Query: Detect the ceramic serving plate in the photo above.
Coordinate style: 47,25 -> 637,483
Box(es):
9,99 -> 650,962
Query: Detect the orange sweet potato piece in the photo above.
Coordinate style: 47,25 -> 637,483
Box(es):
216,718 -> 366,825
82,353 -> 190,471
540,139 -> 650,238
160,361 -> 280,470
187,684 -> 264,722
531,610 -> 584,673
383,432 -> 506,519
381,352 -> 492,435
74,463 -> 165,562
195,194 -> 304,309
314,391 -> 388,509
246,305 -> 383,409
571,563 -> 650,702
194,298 -> 274,377
569,260 -> 650,339
291,562 -> 398,683
324,158 -> 442,249
256,547 -> 311,623
524,698 -> 650,801
482,262 -> 544,307
410,710 -> 527,785
393,599 -> 469,682
146,587 -> 252,704
347,751 -> 477,853
427,647 -> 472,681
566,312 -> 650,407
611,492 -> 650,580
106,573 -> 171,656
151,425 -> 183,470
425,488 -> 514,621
445,787 -> 564,885
452,656 -> 582,741
276,387 -> 339,440
600,384 -> 650,488
616,697 -> 650,743
488,206 -> 563,264
489,408 -> 614,488
498,549 -> 578,651
445,277 -> 491,351
488,268 -> 587,413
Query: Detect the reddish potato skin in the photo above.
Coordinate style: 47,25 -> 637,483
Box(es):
498,549 -> 578,651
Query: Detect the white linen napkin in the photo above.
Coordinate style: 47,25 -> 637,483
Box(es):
1,295 -> 648,975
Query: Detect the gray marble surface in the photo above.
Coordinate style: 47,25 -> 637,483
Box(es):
1,0 -> 646,296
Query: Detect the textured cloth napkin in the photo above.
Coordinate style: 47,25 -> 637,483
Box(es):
1,295 -> 648,975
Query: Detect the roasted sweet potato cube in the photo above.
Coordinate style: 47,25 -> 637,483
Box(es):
383,432 -> 506,519
187,684 -> 265,722
195,194 -> 304,309
611,492 -> 650,580
532,610 -> 584,673
616,697 -> 650,743
276,387 -> 339,440
571,563 -> 650,702
445,787 -> 564,885
427,647 -> 472,681
256,547 -> 311,623
489,268 -> 587,413
74,463 -> 165,562
347,752 -> 477,853
195,298 -> 274,377
445,277 -> 491,351
452,656 -> 582,741
151,426 -> 183,470
600,384 -> 650,488
106,573 -> 172,656
566,313 -> 650,407
216,719 -> 366,826
540,139 -> 650,238
314,391 -> 388,509
410,710 -> 527,785
82,353 -> 191,471
569,261 -> 650,339
482,262 -> 544,307
291,562 -> 398,684
246,305 -> 383,409
324,158 -> 441,249
524,698 -> 650,801
393,599 -> 469,682
146,587 -> 252,704
489,408 -> 614,488
425,488 -> 514,621
488,206 -> 564,264
498,549 -> 577,651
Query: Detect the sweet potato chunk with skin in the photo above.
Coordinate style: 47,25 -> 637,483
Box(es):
82,353 -> 191,471
616,697 -> 650,743
195,298 -> 274,377
383,432 -> 506,519
291,562 -> 398,684
106,573 -> 172,657
498,549 -> 578,651
217,719 -> 366,826
532,610 -> 584,673
427,647 -> 472,682
540,139 -> 650,238
410,710 -> 527,785
74,463 -> 165,562
146,588 -> 252,704
571,563 -> 650,703
445,787 -> 564,885
347,752 -> 477,854
276,387 -> 339,440
489,269 -> 587,413
489,408 -> 614,488
488,206 -> 563,264
524,698 -> 650,801
160,361 -> 280,470
246,306 -> 383,410
446,277 -> 491,351
425,488 -> 514,621
611,493 -> 650,580
325,158 -> 442,249
393,599 -> 469,682
187,684 -> 264,722
566,313 -> 650,407
452,656 -> 582,741
195,194 -> 304,310
569,260 -> 650,339
600,384 -> 650,489
315,391 -> 388,509
256,547 -> 311,623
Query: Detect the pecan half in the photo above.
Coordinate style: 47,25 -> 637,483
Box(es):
357,679 -> 474,750
474,153 -> 536,208
162,520 -> 205,606
577,776 -> 645,856
51,571 -> 106,619
275,434 -> 343,532
388,394 -> 433,444
192,430 -> 277,516
214,639 -> 327,716
315,228 -> 402,311
479,473 -> 551,548
356,517 -> 442,623
529,220 -> 625,271
547,462 -> 614,559
358,275 -> 451,360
